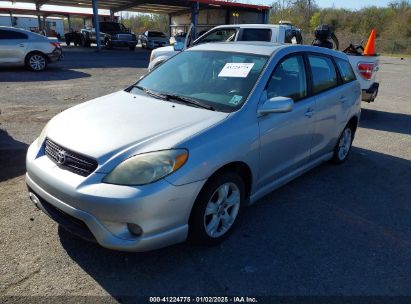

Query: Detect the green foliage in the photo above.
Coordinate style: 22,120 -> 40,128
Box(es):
269,0 -> 411,39
120,13 -> 169,35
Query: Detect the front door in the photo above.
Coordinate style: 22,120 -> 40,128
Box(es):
258,55 -> 315,188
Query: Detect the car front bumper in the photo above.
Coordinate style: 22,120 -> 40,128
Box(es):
26,141 -> 205,252
111,40 -> 137,47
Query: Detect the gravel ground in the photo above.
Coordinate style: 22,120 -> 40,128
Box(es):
0,47 -> 410,300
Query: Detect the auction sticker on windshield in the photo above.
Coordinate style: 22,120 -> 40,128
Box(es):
218,63 -> 255,78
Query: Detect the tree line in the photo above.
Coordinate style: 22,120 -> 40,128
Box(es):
270,0 -> 411,53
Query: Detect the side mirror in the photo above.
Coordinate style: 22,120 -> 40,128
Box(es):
258,96 -> 294,116
173,41 -> 184,52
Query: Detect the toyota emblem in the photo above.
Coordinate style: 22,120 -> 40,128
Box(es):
57,150 -> 67,164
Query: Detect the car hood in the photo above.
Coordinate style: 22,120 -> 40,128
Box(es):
46,90 -> 229,166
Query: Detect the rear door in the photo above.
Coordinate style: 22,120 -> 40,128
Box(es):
0,29 -> 29,64
258,54 -> 316,187
306,54 -> 348,159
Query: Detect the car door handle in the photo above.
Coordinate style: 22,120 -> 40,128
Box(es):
305,108 -> 314,118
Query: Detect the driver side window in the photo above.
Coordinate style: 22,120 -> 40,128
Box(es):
266,55 -> 307,101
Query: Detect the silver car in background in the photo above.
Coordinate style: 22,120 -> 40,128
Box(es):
0,26 -> 62,71
26,42 -> 361,251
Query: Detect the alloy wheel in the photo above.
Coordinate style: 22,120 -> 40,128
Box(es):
203,182 -> 241,238
338,128 -> 352,160
29,55 -> 46,71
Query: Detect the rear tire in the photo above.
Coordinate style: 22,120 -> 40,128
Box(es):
66,40 -> 71,46
188,172 -> 245,246
25,52 -> 47,72
332,123 -> 355,163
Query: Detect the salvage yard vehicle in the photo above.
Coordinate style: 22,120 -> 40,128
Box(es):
26,42 -> 361,252
140,31 -> 169,49
312,24 -> 380,102
0,26 -> 62,71
148,23 -> 302,70
80,22 -> 137,50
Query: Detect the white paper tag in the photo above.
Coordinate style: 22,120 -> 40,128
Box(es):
218,63 -> 255,78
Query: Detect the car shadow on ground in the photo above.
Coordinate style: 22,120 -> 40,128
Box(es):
360,108 -> 411,135
59,46 -> 151,69
0,129 -> 28,182
0,66 -> 91,82
58,146 -> 411,298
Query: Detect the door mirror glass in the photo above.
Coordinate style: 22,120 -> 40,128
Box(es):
173,41 -> 184,52
258,96 -> 294,116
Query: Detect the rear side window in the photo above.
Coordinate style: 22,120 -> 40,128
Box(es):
0,30 -> 28,39
240,29 -> 271,42
308,55 -> 338,94
335,57 -> 356,83
266,55 -> 307,101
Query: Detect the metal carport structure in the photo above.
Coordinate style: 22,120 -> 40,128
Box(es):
2,0 -> 269,50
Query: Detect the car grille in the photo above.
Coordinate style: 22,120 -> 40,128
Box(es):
117,34 -> 132,41
45,139 -> 98,177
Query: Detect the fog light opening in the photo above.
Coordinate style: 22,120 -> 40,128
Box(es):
127,223 -> 143,236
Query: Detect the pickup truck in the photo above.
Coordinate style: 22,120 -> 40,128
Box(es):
342,44 -> 379,102
80,22 -> 138,50
148,23 -> 303,70
148,23 -> 379,102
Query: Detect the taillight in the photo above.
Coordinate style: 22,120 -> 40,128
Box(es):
50,42 -> 61,48
357,62 -> 375,80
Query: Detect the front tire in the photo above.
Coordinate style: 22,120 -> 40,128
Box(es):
188,172 -> 245,245
332,124 -> 354,163
104,39 -> 113,50
25,52 -> 47,71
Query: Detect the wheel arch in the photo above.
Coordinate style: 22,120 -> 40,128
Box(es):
347,115 -> 359,134
205,161 -> 253,200
25,50 -> 46,62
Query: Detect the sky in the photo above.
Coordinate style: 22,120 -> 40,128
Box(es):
257,0 -> 393,10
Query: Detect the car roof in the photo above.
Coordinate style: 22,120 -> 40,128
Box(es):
0,26 -> 49,39
212,24 -> 284,29
188,41 -> 350,60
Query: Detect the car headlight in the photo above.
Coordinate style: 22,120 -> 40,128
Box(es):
103,149 -> 188,186
37,122 -> 49,148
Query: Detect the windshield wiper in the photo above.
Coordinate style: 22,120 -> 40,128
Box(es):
133,86 -> 215,111
134,85 -> 168,100
163,94 -> 215,111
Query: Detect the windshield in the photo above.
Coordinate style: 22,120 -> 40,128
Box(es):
131,50 -> 268,112
148,31 -> 166,38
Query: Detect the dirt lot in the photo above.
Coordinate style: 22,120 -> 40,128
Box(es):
1,47 -> 411,300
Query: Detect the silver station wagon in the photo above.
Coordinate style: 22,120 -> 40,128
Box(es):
26,42 -> 361,251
